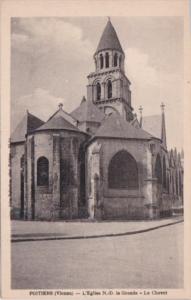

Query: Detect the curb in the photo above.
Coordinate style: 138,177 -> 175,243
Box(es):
11,219 -> 183,243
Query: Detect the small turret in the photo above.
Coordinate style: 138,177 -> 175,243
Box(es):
139,106 -> 143,128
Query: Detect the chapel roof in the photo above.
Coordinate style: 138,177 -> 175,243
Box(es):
93,113 -> 152,140
71,97 -> 105,123
36,115 -> 79,132
95,19 -> 124,54
11,111 -> 44,143
35,103 -> 81,132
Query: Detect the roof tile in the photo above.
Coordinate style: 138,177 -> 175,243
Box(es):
71,99 -> 105,123
96,20 -> 124,54
94,113 -> 152,140
11,112 -> 44,143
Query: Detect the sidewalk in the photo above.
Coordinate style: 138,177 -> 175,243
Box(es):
11,216 -> 183,242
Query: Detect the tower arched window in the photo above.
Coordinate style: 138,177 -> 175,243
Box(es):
108,150 -> 138,189
105,52 -> 109,68
96,82 -> 101,101
114,53 -> 118,67
155,154 -> 162,184
107,80 -> 112,99
37,156 -> 49,186
100,54 -> 103,69
119,56 -> 122,68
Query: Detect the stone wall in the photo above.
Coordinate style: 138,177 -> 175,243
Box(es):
25,130 -> 86,220
10,143 -> 25,219
86,138 -> 156,220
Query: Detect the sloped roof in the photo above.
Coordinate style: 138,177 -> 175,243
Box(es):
36,115 -> 79,132
95,19 -> 124,54
93,113 -> 152,140
11,112 -> 44,143
142,115 -> 162,140
35,104 -> 81,132
47,104 -> 77,126
71,98 -> 105,123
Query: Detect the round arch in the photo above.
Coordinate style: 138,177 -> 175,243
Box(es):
37,156 -> 49,186
104,106 -> 119,116
103,75 -> 115,83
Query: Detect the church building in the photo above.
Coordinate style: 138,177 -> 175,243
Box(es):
10,19 -> 183,221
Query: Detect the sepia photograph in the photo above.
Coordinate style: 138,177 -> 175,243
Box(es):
1,0 -> 190,298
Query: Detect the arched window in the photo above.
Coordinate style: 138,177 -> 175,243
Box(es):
105,52 -> 109,68
119,56 -> 122,67
107,80 -> 112,99
114,53 -> 118,67
108,150 -> 138,189
96,82 -> 101,100
163,157 -> 167,189
100,54 -> 103,69
37,156 -> 49,186
155,154 -> 162,184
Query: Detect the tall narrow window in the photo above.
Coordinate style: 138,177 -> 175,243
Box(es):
155,154 -> 162,184
96,82 -> 101,100
105,52 -> 109,68
107,80 -> 112,99
119,56 -> 122,68
108,150 -> 138,189
100,54 -> 103,69
114,53 -> 118,67
37,156 -> 49,186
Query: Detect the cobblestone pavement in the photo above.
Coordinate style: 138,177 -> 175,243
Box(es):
11,222 -> 183,289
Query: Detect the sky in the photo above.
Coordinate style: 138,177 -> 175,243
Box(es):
11,17 -> 184,150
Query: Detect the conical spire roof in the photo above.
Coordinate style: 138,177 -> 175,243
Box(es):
95,19 -> 124,54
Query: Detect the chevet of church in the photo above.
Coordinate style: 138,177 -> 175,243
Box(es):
10,19 -> 183,221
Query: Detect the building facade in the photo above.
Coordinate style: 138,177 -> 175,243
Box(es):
10,19 -> 183,221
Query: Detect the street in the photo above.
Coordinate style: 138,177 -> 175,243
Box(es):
11,222 -> 183,289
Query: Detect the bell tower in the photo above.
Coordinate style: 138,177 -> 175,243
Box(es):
87,18 -> 134,121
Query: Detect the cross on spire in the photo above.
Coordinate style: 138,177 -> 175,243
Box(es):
107,16 -> 110,21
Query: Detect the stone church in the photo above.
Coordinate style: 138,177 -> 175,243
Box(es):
10,19 -> 184,221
